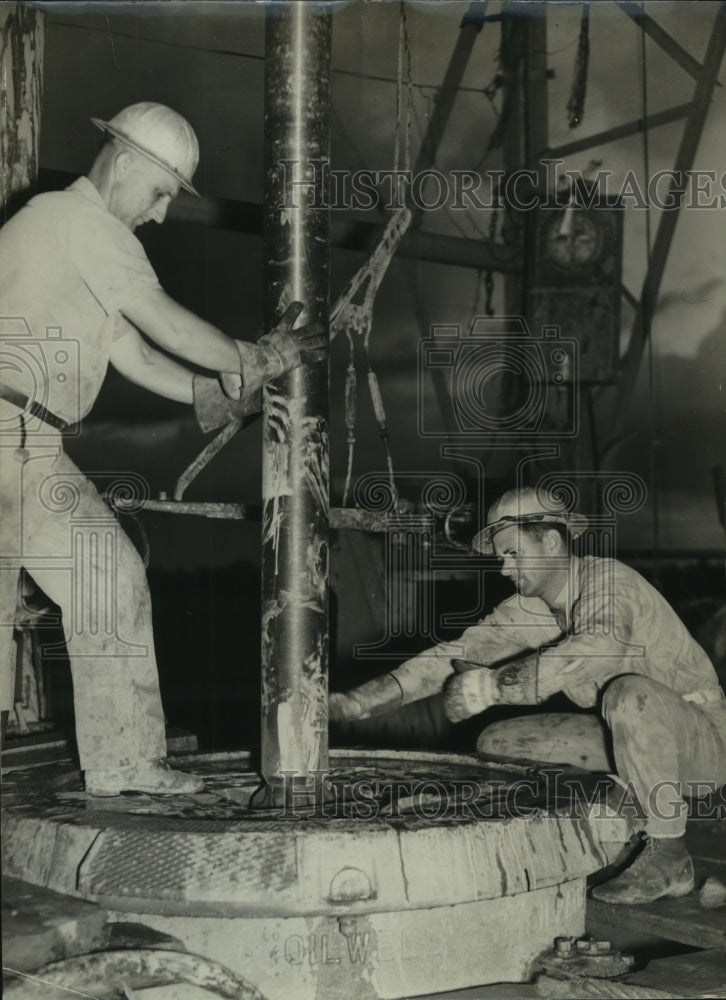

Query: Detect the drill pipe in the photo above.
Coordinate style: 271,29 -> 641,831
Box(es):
252,5 -> 332,808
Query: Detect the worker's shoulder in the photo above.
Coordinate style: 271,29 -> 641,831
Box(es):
4,186 -> 105,241
21,183 -> 145,258
25,183 -> 110,222
579,555 -> 656,595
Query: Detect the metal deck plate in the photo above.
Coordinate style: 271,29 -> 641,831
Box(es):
2,748 -> 622,917
2,748 -> 630,999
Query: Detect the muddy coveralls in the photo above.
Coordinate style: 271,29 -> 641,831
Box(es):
0,177 -> 168,770
392,556 -> 726,837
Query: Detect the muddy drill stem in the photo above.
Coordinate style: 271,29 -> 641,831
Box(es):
253,5 -> 331,809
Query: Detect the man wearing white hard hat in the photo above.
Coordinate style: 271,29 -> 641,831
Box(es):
331,486 -> 726,904
0,103 -> 325,795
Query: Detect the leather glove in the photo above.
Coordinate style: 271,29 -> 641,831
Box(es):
329,673 -> 403,722
221,302 -> 327,399
192,374 -> 261,433
443,661 -> 499,723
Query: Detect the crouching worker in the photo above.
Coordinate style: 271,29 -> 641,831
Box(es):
330,487 -> 726,904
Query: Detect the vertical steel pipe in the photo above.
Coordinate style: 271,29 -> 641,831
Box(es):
253,4 -> 331,809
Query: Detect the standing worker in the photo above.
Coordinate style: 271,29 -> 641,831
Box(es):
0,103 -> 325,796
331,487 -> 726,904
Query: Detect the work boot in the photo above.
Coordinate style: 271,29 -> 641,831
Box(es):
590,834 -> 694,904
85,758 -> 204,797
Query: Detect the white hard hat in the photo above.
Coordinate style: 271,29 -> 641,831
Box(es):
473,486 -> 588,554
91,102 -> 200,196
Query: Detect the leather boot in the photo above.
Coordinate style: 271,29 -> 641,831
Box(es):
85,758 -> 205,796
590,834 -> 694,904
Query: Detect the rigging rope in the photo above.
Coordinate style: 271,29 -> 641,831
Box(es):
333,207 -> 412,508
335,1 -> 413,510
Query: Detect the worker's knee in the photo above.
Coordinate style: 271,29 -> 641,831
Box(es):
476,715 -> 554,758
602,673 -> 660,722
476,722 -> 506,755
476,713 -> 613,771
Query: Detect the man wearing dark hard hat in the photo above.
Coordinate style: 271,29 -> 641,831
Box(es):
331,486 -> 726,904
0,103 -> 325,795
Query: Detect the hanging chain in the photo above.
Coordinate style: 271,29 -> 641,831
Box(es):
393,1 -> 412,178
567,2 -> 590,129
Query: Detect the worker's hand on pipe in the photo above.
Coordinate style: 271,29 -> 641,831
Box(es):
329,673 -> 403,722
443,662 -> 499,723
288,318 -> 327,365
273,301 -> 327,365
221,302 -> 327,399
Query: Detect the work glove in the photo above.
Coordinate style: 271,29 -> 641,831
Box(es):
192,374 -> 261,433
329,673 -> 404,722
444,655 -> 540,722
443,660 -> 499,724
221,302 -> 327,400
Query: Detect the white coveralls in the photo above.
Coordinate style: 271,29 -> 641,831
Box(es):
0,177 -> 168,770
394,556 -> 726,837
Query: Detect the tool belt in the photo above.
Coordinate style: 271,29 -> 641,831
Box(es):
0,382 -> 68,431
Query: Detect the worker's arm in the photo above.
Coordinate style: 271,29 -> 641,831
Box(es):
537,582 -> 642,700
109,318 -> 195,402
330,596 -> 560,722
443,573 -> 643,722
121,293 -> 327,393
120,288 -> 240,372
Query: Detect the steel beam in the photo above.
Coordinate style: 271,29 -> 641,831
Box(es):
615,1 -> 708,82
416,0 -> 489,174
605,4 -> 726,439
252,5 -> 331,809
545,102 -> 693,160
341,0 -> 494,254
410,0 -> 489,219
523,5 -> 549,168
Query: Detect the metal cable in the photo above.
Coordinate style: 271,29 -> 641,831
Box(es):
639,3 -> 661,583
